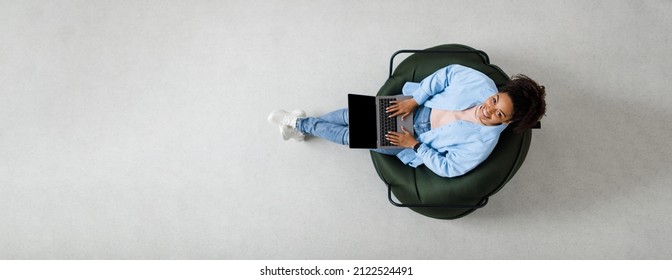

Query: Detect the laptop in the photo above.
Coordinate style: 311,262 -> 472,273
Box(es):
348,94 -> 414,149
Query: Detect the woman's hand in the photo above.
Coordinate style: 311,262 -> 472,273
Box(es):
386,98 -> 418,121
386,127 -> 419,148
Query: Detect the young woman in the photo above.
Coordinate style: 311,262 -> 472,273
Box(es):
268,64 -> 546,178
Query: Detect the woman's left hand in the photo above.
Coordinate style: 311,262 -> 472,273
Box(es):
385,126 -> 419,148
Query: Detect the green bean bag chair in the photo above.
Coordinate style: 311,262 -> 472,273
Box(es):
371,44 -> 532,219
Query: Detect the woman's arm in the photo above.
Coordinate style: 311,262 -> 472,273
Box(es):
413,144 -> 483,178
389,129 -> 493,178
387,64 -> 467,120
408,64 -> 466,105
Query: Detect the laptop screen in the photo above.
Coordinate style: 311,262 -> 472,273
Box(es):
348,94 -> 378,149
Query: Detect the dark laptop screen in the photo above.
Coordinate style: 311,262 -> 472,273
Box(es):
347,94 -> 378,149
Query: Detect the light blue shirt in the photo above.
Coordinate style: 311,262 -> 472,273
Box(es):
395,64 -> 507,178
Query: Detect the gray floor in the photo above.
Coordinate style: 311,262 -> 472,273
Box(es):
1,0 -> 671,259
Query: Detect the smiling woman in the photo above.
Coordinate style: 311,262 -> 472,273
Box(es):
269,63 -> 546,179
363,44 -> 550,219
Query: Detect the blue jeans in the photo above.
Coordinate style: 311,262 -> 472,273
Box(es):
296,108 -> 351,146
296,106 -> 432,155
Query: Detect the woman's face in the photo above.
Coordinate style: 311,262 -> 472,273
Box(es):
476,92 -> 514,126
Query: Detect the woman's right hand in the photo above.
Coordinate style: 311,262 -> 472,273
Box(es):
386,98 -> 419,121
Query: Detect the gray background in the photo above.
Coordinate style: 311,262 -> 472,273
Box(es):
1,0 -> 671,259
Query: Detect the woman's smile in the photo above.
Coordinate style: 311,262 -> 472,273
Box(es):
477,93 -> 514,126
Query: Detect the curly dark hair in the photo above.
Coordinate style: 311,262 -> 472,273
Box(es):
500,74 -> 547,133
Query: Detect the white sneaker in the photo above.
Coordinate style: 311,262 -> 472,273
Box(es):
268,109 -> 306,141
268,109 -> 298,127
280,110 -> 306,141
280,126 -> 305,141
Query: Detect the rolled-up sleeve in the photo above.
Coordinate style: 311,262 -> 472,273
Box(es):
402,64 -> 468,105
396,137 -> 500,178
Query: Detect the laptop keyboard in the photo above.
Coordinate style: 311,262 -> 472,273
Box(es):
379,98 -> 397,146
